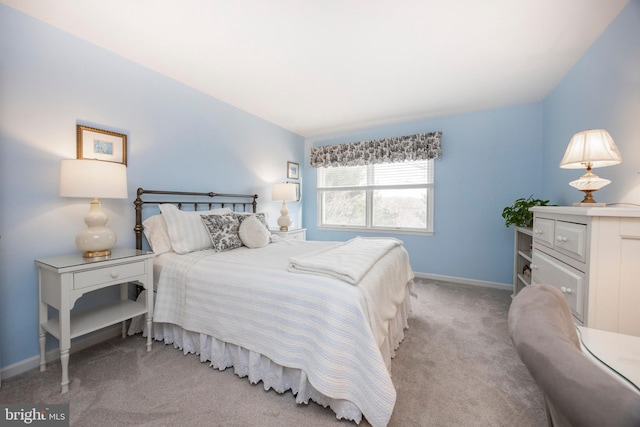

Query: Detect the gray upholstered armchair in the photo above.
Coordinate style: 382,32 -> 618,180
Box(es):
508,283 -> 640,427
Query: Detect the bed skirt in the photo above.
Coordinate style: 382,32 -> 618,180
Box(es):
129,286 -> 412,424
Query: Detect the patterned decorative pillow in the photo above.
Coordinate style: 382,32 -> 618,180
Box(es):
200,214 -> 243,252
234,212 -> 268,228
238,215 -> 271,249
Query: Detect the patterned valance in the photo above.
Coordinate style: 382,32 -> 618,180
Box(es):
309,131 -> 442,168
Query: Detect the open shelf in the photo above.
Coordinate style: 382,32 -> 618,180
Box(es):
513,227 -> 533,297
41,299 -> 147,340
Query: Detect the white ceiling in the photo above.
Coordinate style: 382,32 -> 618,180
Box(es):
1,0 -> 629,137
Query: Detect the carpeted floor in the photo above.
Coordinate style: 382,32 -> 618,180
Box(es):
0,280 -> 546,426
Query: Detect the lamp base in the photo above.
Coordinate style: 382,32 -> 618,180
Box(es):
83,249 -> 112,259
576,189 -> 604,204
276,200 -> 292,232
581,189 -> 597,203
75,198 -> 117,258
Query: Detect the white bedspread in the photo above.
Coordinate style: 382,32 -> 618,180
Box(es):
153,239 -> 413,427
288,236 -> 403,285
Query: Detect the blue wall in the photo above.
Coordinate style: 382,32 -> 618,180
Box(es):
304,1 -> 639,285
0,5 -> 303,368
304,104 -> 544,284
542,0 -> 640,204
1,1 -> 638,373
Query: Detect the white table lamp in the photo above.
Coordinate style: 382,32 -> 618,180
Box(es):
60,159 -> 128,258
559,129 -> 622,205
272,183 -> 297,231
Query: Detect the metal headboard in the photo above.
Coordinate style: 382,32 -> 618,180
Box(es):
134,188 -> 258,250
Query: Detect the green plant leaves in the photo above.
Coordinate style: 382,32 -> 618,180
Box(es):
502,195 -> 549,227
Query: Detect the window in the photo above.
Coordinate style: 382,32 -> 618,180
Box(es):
317,159 -> 434,234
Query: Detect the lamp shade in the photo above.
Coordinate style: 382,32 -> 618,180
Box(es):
559,129 -> 622,169
60,159 -> 128,199
272,183 -> 297,202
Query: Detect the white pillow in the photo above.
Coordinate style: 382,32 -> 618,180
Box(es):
142,214 -> 173,254
238,214 -> 271,249
159,204 -> 232,254
235,212 -> 271,242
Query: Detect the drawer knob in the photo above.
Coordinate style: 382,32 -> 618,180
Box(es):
560,286 -> 573,294
556,235 -> 568,243
110,271 -> 119,279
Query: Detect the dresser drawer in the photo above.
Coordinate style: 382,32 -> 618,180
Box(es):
533,218 -> 555,248
74,261 -> 146,289
554,221 -> 587,262
531,250 -> 585,322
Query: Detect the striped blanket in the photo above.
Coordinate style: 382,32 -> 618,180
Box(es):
153,239 -> 414,426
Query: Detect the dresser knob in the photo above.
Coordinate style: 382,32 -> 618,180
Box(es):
560,286 -> 573,294
110,271 -> 119,279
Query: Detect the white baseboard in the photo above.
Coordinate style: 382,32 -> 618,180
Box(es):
0,325 -> 122,383
414,272 -> 513,292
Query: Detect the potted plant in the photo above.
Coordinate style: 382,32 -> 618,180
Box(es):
502,195 -> 550,228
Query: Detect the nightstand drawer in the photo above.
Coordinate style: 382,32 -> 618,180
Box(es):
74,262 -> 145,289
270,228 -> 306,241
287,231 -> 305,241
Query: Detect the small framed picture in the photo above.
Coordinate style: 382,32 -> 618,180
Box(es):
287,182 -> 301,201
77,125 -> 127,165
287,161 -> 299,179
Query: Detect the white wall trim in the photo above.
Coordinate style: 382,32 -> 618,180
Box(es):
0,325 -> 121,383
414,272 -> 513,292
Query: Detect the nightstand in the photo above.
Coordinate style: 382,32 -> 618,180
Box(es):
35,248 -> 154,393
270,228 -> 306,241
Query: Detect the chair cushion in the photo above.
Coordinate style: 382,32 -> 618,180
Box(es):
508,284 -> 640,427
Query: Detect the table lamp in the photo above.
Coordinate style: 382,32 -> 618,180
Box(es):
559,129 -> 622,206
272,183 -> 297,231
59,159 -> 128,258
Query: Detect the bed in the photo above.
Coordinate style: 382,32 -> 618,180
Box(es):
131,188 -> 415,426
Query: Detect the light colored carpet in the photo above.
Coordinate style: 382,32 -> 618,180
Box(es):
0,280 -> 546,426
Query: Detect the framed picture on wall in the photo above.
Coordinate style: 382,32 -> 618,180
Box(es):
77,125 -> 128,165
287,161 -> 299,179
287,181 -> 301,201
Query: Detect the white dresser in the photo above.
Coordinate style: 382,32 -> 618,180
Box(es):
530,206 -> 640,337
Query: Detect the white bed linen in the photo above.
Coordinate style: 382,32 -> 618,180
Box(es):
149,239 -> 414,426
288,236 -> 403,285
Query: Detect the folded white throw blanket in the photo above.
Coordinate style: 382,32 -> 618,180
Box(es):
288,237 -> 403,284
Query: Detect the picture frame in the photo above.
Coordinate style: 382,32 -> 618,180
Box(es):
287,161 -> 299,180
77,125 -> 127,165
287,181 -> 301,201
